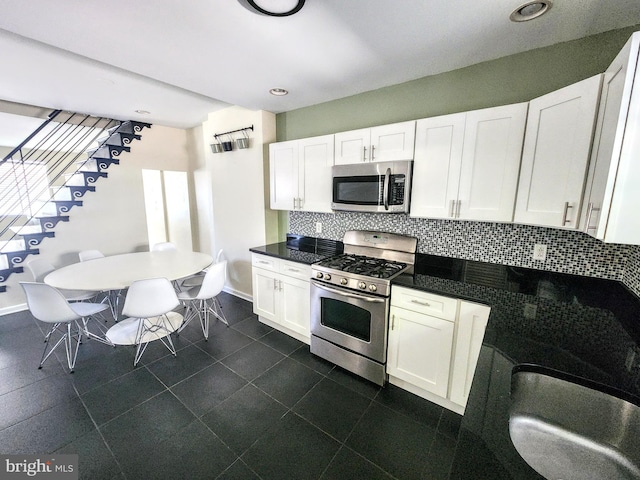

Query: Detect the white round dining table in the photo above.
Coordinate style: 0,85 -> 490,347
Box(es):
44,250 -> 213,291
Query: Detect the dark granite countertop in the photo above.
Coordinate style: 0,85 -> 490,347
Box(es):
393,254 -> 640,479
249,235 -> 343,265
249,238 -> 640,479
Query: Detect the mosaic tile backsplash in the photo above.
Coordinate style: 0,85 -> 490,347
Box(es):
289,211 -> 640,297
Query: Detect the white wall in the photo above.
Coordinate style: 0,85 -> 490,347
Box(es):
196,106 -> 275,300
1,124 -> 192,311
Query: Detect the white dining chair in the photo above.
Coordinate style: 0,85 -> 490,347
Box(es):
177,260 -> 228,340
20,282 -> 112,372
26,258 -> 97,302
78,249 -> 105,262
112,277 -> 182,366
180,249 -> 224,289
77,249 -> 121,318
151,242 -> 177,252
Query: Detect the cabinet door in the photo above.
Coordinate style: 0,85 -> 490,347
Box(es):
279,275 -> 311,338
514,75 -> 602,228
410,113 -> 465,219
269,141 -> 298,210
457,103 -> 528,222
581,34 -> 640,242
252,267 -> 278,321
334,128 -> 370,165
449,301 -> 490,407
298,135 -> 334,213
370,121 -> 416,162
387,306 -> 455,397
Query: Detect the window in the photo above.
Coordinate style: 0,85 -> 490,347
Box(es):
0,161 -> 49,216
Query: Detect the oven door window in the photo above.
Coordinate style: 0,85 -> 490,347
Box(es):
333,175 -> 383,206
320,297 -> 371,342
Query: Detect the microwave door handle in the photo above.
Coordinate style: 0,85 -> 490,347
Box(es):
383,168 -> 391,210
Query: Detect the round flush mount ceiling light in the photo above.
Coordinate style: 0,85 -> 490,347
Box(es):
269,88 -> 289,96
238,0 -> 305,17
134,109 -> 151,115
510,0 -> 552,22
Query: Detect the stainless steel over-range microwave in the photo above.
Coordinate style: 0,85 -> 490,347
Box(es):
331,160 -> 412,213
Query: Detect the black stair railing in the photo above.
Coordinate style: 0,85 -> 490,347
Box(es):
0,110 -> 119,257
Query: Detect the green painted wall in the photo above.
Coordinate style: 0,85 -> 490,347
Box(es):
276,25 -> 640,141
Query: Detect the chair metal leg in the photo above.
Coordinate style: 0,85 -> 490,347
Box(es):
132,315 -> 179,366
210,297 -> 229,326
43,322 -> 61,343
198,299 -> 209,340
64,321 -> 81,372
80,316 -> 115,346
39,327 -> 66,368
176,301 -> 198,334
39,321 -> 80,373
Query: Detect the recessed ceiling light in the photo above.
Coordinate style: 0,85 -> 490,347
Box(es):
238,0 -> 305,17
135,109 -> 151,114
269,88 -> 289,96
510,0 -> 552,22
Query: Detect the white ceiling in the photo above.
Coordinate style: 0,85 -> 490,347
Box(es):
1,0 -> 640,133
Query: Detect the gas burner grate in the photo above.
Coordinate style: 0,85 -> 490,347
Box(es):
317,254 -> 406,279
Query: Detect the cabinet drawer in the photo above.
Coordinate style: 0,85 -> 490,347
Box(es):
279,260 -> 311,280
252,253 -> 277,271
391,286 -> 458,321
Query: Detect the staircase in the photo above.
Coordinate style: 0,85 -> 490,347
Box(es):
0,110 -> 151,293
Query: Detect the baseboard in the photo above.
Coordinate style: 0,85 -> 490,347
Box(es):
222,286 -> 252,303
0,303 -> 28,316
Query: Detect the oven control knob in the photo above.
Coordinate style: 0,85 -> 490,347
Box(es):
369,284 -> 377,292
340,278 -> 348,285
358,281 -> 367,290
324,274 -> 331,281
316,272 -> 323,279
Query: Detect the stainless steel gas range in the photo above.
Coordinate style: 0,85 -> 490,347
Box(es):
310,230 -> 417,386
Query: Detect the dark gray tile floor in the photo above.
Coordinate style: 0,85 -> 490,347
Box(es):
0,292 -> 461,479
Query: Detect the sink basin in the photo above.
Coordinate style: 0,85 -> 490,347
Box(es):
509,369 -> 640,480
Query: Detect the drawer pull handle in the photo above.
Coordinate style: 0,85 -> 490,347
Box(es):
410,299 -> 431,307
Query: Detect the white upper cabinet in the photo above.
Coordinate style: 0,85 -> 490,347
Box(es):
514,75 -> 603,229
410,112 -> 466,219
269,140 -> 298,211
411,103 -> 527,222
334,121 -> 416,164
297,135 -> 335,213
580,33 -> 640,244
269,135 -> 334,212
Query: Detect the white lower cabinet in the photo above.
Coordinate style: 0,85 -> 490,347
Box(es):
387,305 -> 455,398
388,286 -> 490,413
251,253 -> 311,343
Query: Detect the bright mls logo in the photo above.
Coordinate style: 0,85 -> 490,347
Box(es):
0,455 -> 78,480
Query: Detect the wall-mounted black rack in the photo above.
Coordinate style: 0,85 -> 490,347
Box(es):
213,125 -> 253,139
210,125 -> 254,153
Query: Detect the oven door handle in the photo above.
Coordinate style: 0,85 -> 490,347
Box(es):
311,280 -> 387,303
383,168 -> 391,211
